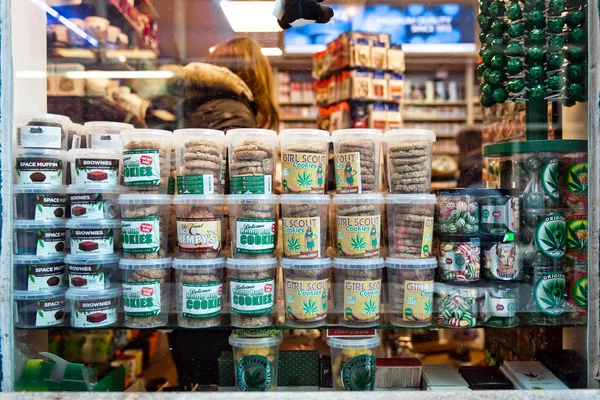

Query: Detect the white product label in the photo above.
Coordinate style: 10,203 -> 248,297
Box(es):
72,298 -> 118,327
15,157 -> 63,185
19,125 -> 62,149
31,194 -> 67,220
123,150 -> 161,186
34,228 -> 67,256
123,281 -> 161,316
122,217 -> 161,254
235,218 -> 276,255
68,263 -> 106,290
176,218 -> 222,254
69,193 -> 105,220
26,262 -> 65,290
488,298 -> 516,317
69,228 -> 115,255
35,298 -> 66,327
230,278 -> 275,314
485,242 -> 521,280
88,133 -> 121,150
73,158 -> 119,185
182,282 -> 223,318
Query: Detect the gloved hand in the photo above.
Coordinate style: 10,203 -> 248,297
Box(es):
273,0 -> 334,29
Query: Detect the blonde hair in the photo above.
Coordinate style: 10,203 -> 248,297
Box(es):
208,38 -> 279,130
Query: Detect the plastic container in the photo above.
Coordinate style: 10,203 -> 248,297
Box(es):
386,258 -> 436,327
119,194 -> 171,259
482,233 -> 523,281
435,283 -> 480,328
327,335 -> 381,391
65,286 -> 121,328
280,194 -> 330,259
14,289 -> 66,328
526,266 -> 566,326
14,149 -> 67,185
479,189 -> 521,233
229,335 -> 283,392
119,258 -> 171,328
173,195 -> 226,259
565,211 -> 587,260
438,235 -> 481,282
173,129 -> 226,195
67,184 -> 120,220
228,129 -> 278,195
13,255 -> 66,291
173,257 -> 225,328
226,258 -> 278,328
385,194 -> 436,258
281,258 -> 331,327
279,129 -> 330,194
332,129 -> 383,194
481,283 -> 519,328
227,195 -> 278,259
332,258 -> 384,327
13,220 -> 67,256
436,189 -> 481,235
561,150 -> 588,208
13,184 -> 67,220
83,121 -> 134,150
69,148 -> 121,185
16,113 -> 71,150
333,194 -> 384,258
521,210 -> 566,268
121,129 -> 172,194
383,129 -> 436,193
65,253 -> 120,290
66,219 -> 121,255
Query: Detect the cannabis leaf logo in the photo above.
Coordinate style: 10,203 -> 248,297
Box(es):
424,299 -> 433,315
286,236 -> 301,253
243,368 -> 266,391
363,298 -> 377,315
302,298 -> 318,315
542,162 -> 559,199
539,279 -> 565,312
568,164 -> 588,194
574,282 -> 588,309
350,234 -> 367,251
352,368 -> 372,390
335,172 -> 342,188
567,220 -> 588,253
296,171 -> 313,188
537,219 -> 566,258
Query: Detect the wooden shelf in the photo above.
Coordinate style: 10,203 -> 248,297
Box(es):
280,102 -> 315,106
280,116 -> 317,122
403,116 -> 467,122
403,100 -> 467,106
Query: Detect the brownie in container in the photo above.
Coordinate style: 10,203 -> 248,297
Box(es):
65,286 -> 121,328
13,184 -> 67,220
13,255 -> 66,291
14,289 -> 66,328
13,220 -> 67,256
69,148 -> 121,186
65,253 -> 120,290
66,219 -> 121,255
68,184 -> 120,220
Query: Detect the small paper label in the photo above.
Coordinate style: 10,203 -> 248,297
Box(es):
336,214 -> 380,257
182,282 -> 223,318
566,213 -> 588,259
282,216 -> 320,258
73,158 -> 119,185
68,263 -> 106,290
72,298 -> 117,327
26,262 -> 65,290
282,152 -> 327,193
235,218 -> 276,255
122,217 -> 161,254
15,157 -> 63,185
343,279 -> 381,321
334,152 -> 362,194
123,280 -> 161,317
35,297 -> 66,327
177,175 -> 215,194
485,242 -> 520,280
481,197 -> 520,233
123,149 -> 161,186
177,218 -> 222,254
487,298 -> 516,317
87,133 -> 121,150
230,175 -> 272,194
69,228 -> 114,255
285,278 -> 328,322
35,228 -> 67,255
230,278 -> 275,314
402,280 -> 434,322
421,217 -> 434,257
19,125 -> 62,149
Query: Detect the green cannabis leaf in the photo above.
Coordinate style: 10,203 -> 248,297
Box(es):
352,368 -> 372,390
335,172 -> 342,188
363,298 -> 377,315
244,368 -> 266,390
286,236 -> 301,253
302,298 -> 318,315
296,170 -> 313,188
350,234 -> 367,251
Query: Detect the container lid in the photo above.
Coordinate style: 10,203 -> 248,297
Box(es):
17,113 -> 71,125
119,258 -> 172,270
332,129 -> 383,140
384,194 -> 436,204
69,123 -> 83,133
83,121 -> 134,132
12,220 -> 67,229
479,233 -> 520,243
332,194 -> 384,204
227,128 -> 277,139
384,129 -> 436,142
13,184 -> 67,194
229,335 -> 283,348
14,254 -> 65,265
483,139 -> 587,157
333,257 -> 385,270
65,253 -> 120,265
280,194 -> 330,204
386,257 -> 437,270
14,289 -> 66,300
68,148 -> 121,159
226,257 -> 278,270
438,234 -> 481,242
120,128 -> 172,140
15,149 -> 67,159
66,219 -> 121,229
173,194 -> 225,205
226,194 -> 278,205
65,286 -> 121,300
119,194 -> 172,205
173,128 -> 225,138
280,258 -> 332,270
172,257 -> 225,270
67,184 -> 121,194
435,188 -> 492,197
327,334 -> 381,349
279,129 -> 330,140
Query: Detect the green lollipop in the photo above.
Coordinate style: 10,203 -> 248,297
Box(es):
493,87 -> 509,103
507,59 -> 523,75
566,83 -> 585,101
528,10 -> 545,27
566,10 -> 584,28
528,84 -> 547,101
491,54 -> 507,69
491,19 -> 507,36
488,70 -> 505,85
477,63 -> 487,78
528,29 -> 546,45
482,49 -> 494,65
491,38 -> 506,54
548,35 -> 565,52
547,53 -> 564,70
548,74 -> 564,91
480,0 -> 491,12
481,82 -> 495,98
526,46 -> 545,63
508,78 -> 525,93
483,68 -> 492,83
566,64 -> 583,82
506,41 -> 524,56
489,1 -> 506,17
481,95 -> 495,108
478,14 -> 490,30
506,2 -> 522,20
528,0 -> 545,9
566,45 -> 584,63
547,18 -> 565,34
548,0 -> 565,15
508,23 -> 525,38
528,65 -> 545,83
568,27 -> 585,44
479,31 -> 487,43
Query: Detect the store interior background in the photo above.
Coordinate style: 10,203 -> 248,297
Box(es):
10,0 -> 590,391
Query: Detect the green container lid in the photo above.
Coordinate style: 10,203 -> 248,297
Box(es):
483,139 -> 587,157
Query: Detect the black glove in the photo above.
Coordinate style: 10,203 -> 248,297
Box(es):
273,0 -> 334,30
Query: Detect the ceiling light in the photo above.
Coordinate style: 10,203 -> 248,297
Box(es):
261,47 -> 282,56
220,1 -> 282,32
209,46 -> 216,53
65,70 -> 175,79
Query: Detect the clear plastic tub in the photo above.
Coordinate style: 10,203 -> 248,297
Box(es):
481,233 -> 523,281
327,335 -> 381,391
383,129 -> 436,193
68,123 -> 83,150
438,234 -> 481,282
119,258 -> 172,328
65,286 -> 121,328
173,129 -> 226,195
13,184 -> 67,220
481,283 -> 519,328
67,184 -> 121,220
13,255 -> 66,291
173,257 -> 225,328
332,257 -> 384,327
173,195 -> 226,259
332,129 -> 383,194
13,220 -> 67,256
228,129 -> 278,195
434,283 -> 480,328
69,148 -> 121,185
333,194 -> 384,258
83,121 -> 134,150
66,219 -> 121,255
436,189 -> 480,235
14,289 -> 66,328
229,335 -> 283,392
121,129 -> 172,194
281,258 -> 331,327
227,195 -> 278,259
119,194 -> 171,259
561,150 -> 588,208
14,149 -> 67,185
279,129 -> 330,194
65,253 -> 120,290
16,113 -> 71,150
385,194 -> 436,258
280,194 -> 330,259
479,189 -> 521,234
226,257 -> 277,328
386,257 -> 436,327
